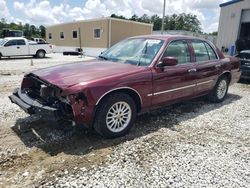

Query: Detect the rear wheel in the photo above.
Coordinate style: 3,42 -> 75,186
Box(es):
208,76 -> 229,103
36,50 -> 45,58
93,92 -> 137,138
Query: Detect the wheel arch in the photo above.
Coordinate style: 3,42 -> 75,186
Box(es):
218,71 -> 232,84
95,87 -> 142,113
36,49 -> 46,54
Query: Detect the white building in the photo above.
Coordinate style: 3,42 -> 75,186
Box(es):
217,0 -> 250,55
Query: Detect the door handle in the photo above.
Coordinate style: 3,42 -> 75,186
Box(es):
17,46 -> 20,49
188,68 -> 197,73
215,64 -> 221,69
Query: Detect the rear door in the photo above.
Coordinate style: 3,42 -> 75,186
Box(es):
191,40 -> 221,95
151,40 -> 197,106
16,39 -> 29,55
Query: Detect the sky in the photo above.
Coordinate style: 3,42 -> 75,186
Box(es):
0,0 -> 229,33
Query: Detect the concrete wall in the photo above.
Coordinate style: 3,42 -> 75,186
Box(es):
46,19 -> 109,49
217,1 -> 250,52
46,17 -> 153,56
110,18 -> 153,46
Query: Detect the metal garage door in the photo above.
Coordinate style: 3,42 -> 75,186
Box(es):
241,9 -> 250,23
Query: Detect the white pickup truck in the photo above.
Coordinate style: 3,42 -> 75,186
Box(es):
0,37 -> 52,59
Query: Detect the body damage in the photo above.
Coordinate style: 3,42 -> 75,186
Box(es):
9,35 -> 241,128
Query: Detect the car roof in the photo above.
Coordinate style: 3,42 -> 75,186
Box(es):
4,37 -> 25,40
130,34 -> 205,41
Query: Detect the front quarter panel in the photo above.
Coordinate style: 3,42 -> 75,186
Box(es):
63,68 -> 153,126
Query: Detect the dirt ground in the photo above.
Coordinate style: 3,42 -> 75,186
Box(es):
0,54 -> 249,187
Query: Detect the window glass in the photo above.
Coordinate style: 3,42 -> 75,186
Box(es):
17,40 -> 25,45
204,42 -> 217,60
49,33 -> 52,39
72,30 -> 78,38
60,32 -> 64,39
5,40 -> 17,46
192,41 -> 209,62
94,28 -> 101,38
163,40 -> 190,64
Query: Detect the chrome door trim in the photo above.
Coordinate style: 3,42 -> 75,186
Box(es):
147,80 -> 214,96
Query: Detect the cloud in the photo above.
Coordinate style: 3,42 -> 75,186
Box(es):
0,0 -> 10,18
13,1 -> 24,10
6,0 -> 228,32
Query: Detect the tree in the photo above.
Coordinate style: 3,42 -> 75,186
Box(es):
130,14 -> 139,21
111,14 -> 126,20
139,14 -> 150,23
151,15 -> 162,31
39,25 -> 46,38
0,19 -> 45,39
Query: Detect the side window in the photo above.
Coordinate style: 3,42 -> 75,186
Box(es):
192,41 -> 209,62
72,30 -> 78,39
4,40 -> 17,47
94,28 -> 101,39
17,40 -> 25,45
204,42 -> 217,60
163,40 -> 190,64
60,32 -> 64,39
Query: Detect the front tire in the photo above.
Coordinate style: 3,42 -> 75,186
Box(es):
208,76 -> 229,103
94,92 -> 137,138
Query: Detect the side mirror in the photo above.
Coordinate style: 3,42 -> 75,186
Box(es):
158,57 -> 178,67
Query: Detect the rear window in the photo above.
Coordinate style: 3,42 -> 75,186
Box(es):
17,40 -> 25,45
192,41 -> 210,62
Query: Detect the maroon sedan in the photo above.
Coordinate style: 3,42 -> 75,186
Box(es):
9,35 -> 241,138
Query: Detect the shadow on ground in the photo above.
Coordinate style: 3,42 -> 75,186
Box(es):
12,93 -> 241,156
0,56 -> 51,61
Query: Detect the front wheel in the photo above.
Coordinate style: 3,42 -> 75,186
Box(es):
93,93 -> 137,138
208,76 -> 229,103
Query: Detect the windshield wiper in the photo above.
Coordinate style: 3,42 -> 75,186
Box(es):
98,55 -> 108,60
137,42 -> 148,66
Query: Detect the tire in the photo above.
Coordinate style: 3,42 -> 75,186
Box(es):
93,92 -> 137,138
208,76 -> 229,103
36,50 -> 45,58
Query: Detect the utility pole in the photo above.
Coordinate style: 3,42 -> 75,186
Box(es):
78,27 -> 82,58
161,0 -> 166,35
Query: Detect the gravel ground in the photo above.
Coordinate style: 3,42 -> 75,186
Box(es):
0,55 -> 249,187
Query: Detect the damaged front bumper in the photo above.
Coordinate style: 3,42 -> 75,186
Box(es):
9,88 -> 62,121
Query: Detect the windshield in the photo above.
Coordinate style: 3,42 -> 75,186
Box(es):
100,38 -> 164,66
0,39 -> 7,46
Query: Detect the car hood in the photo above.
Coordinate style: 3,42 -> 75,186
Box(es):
31,60 -> 145,88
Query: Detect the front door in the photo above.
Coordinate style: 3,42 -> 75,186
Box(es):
151,40 -> 197,106
2,40 -> 19,56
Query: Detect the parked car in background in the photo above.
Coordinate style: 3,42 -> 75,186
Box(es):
31,38 -> 47,44
9,35 -> 241,138
0,37 -> 52,59
236,50 -> 250,80
2,29 -> 23,38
